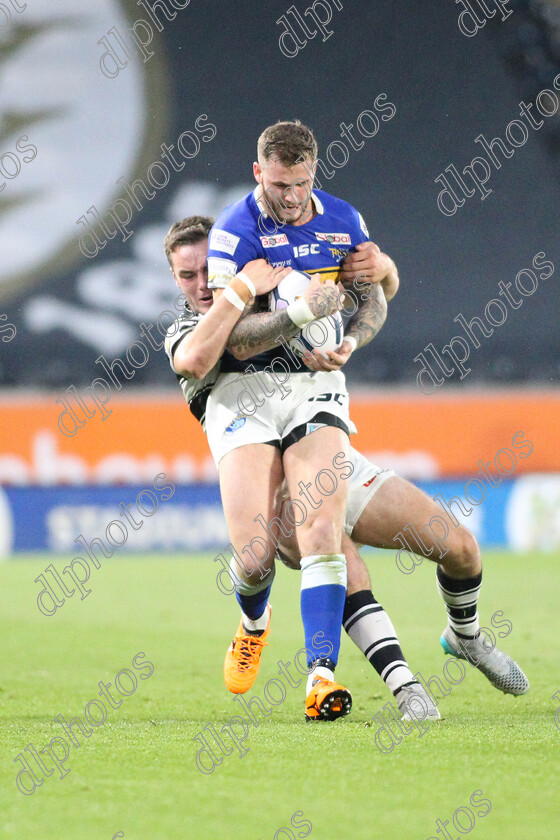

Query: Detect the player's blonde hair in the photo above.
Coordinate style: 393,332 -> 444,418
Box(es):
257,120 -> 318,167
164,216 -> 214,266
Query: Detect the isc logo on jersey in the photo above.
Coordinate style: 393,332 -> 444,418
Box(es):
293,243 -> 320,257
316,233 -> 351,244
260,234 -> 288,248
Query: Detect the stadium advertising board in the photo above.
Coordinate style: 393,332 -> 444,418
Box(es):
2,476 -> 559,555
0,391 -> 558,484
1,391 -> 557,553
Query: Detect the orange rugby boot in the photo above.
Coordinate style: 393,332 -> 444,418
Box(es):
305,676 -> 352,721
223,605 -> 271,694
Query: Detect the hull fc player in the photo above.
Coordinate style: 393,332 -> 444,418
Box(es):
163,217 -> 528,724
205,121 -> 402,720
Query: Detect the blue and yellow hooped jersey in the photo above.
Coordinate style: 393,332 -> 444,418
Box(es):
207,187 -> 370,373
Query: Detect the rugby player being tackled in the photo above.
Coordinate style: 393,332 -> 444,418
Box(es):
163,208 -> 528,723
203,121 -> 396,721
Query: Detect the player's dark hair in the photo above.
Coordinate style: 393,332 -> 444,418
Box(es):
164,216 -> 214,266
257,120 -> 318,166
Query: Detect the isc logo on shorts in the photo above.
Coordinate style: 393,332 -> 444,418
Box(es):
260,234 -> 289,247
225,415 -> 246,434
316,232 -> 351,244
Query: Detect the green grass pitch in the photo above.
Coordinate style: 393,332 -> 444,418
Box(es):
1,550 -> 559,840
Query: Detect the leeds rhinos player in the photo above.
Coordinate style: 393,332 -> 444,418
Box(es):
205,121 -> 529,717
163,216 -> 437,721
164,217 -> 528,723
205,122 -> 399,720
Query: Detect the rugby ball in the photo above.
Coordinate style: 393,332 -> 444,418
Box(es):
270,269 -> 344,358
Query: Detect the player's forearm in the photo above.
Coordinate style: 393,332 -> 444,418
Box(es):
344,282 -> 387,349
381,259 -> 399,301
173,296 -> 244,379
226,309 -> 301,360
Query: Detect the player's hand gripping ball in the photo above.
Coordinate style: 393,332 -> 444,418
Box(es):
269,269 -> 344,358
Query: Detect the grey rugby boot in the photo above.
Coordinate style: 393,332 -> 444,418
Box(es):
440,626 -> 529,695
396,682 -> 441,722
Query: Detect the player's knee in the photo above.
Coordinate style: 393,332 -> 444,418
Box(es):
461,528 -> 481,569
240,535 -> 275,580
446,527 -> 481,575
304,514 -> 340,549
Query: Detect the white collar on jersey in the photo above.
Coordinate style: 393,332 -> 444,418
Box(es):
253,186 -> 324,218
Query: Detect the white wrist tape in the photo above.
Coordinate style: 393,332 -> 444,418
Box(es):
287,296 -> 315,327
236,271 -> 256,297
222,285 -> 246,311
345,336 -> 357,353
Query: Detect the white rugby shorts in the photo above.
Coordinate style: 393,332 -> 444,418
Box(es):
344,448 -> 395,535
275,447 -> 396,568
205,370 -> 356,466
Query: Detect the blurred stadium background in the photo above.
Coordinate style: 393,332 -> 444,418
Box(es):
0,0 -> 559,558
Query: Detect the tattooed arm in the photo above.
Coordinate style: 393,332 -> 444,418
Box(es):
225,304 -> 301,360
300,280 -> 388,372
226,275 -> 341,361
344,281 -> 388,349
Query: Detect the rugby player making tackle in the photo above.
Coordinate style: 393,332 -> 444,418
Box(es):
163,209 -> 528,722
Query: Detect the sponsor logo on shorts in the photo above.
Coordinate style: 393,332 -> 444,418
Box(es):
260,234 -> 289,248
225,415 -> 247,434
306,422 -> 326,435
209,228 -> 240,256
316,232 -> 351,244
363,467 -> 390,488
